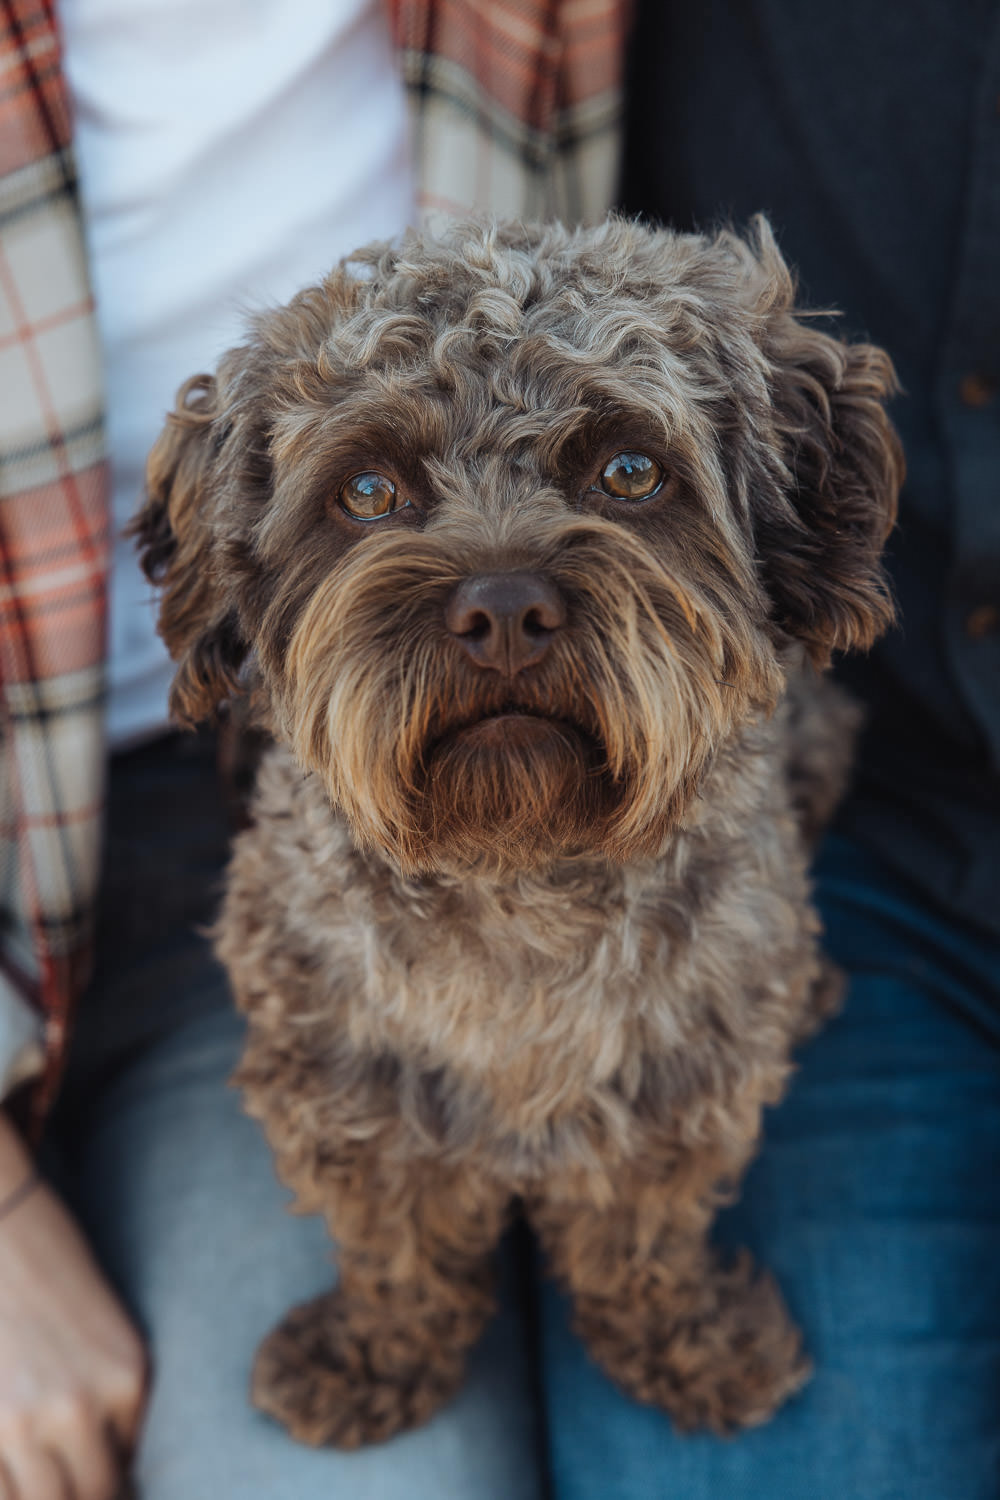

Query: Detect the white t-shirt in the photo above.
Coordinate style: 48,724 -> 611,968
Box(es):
59,0 -> 415,745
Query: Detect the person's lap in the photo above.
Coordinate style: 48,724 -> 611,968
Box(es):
57,736 -> 1000,1498
67,1004 -> 543,1499
540,837 -> 1000,1499
53,736 -> 543,1497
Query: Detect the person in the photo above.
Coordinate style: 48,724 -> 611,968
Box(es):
532,6 -> 1000,1499
1,1 -> 997,1496
0,1 -> 624,1494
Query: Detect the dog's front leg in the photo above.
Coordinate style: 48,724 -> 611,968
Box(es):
527,1138 -> 810,1434
251,1157 -> 510,1449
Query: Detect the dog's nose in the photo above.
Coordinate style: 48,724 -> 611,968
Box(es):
445,573 -> 566,674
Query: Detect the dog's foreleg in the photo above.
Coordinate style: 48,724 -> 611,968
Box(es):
527,1134 -> 810,1434
251,1156 -> 510,1449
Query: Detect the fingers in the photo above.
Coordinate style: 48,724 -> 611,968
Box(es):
103,1347 -> 149,1457
58,1413 -> 120,1500
0,1409 -> 122,1500
103,1418 -> 140,1496
0,1353 -> 144,1500
4,1442 -> 72,1500
45,1447 -> 78,1500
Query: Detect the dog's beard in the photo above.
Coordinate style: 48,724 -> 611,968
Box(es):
275,518 -> 781,875
419,710 -> 605,868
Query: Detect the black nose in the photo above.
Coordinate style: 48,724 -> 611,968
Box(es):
445,573 -> 566,674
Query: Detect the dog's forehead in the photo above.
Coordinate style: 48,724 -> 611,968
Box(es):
288,227 -> 762,465
344,231 -> 699,373
253,221 -> 775,530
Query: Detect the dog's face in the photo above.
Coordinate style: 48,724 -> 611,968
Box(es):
135,218 -> 901,874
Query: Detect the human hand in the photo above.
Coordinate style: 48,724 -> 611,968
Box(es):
0,1112 -> 147,1499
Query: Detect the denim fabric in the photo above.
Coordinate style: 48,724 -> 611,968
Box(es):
540,837 -> 1000,1499
55,738 -> 543,1499
68,1008 -> 543,1499
57,741 -> 1000,1496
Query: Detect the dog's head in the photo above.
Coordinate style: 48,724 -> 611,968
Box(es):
134,217 -> 901,874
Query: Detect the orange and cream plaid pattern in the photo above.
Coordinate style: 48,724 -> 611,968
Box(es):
0,0 -> 109,1119
388,0 -> 629,224
0,0 -> 626,1119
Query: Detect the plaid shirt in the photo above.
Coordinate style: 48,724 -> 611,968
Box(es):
0,0 -> 627,1124
0,0 -> 109,1123
388,0 -> 628,225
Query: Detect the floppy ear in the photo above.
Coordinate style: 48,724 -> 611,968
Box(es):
131,374 -> 247,726
746,222 -> 904,666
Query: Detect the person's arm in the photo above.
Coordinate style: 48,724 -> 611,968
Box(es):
0,1110 -> 147,1500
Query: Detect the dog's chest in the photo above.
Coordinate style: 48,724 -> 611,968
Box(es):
342,858 -> 685,1131
225,745 -> 812,1169
233,749 -> 701,1138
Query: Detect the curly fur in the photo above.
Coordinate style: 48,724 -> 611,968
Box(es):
133,215 -> 901,1446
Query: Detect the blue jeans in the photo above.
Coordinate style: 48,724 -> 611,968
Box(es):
54,736 -> 543,1499
541,836 -> 1000,1499
56,742 -> 1000,1497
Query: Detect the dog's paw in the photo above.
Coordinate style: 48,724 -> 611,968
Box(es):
251,1289 -> 467,1448
577,1255 -> 811,1434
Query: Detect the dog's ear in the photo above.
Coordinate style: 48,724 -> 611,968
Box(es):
131,373 -> 247,726
742,220 -> 903,666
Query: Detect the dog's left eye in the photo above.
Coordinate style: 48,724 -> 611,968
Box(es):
338,471 -> 408,520
599,452 -> 663,501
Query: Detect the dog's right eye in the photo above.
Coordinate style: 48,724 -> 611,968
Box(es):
598,452 -> 664,501
338,472 -> 407,520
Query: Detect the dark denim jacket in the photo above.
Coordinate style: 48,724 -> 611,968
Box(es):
622,0 -> 1000,938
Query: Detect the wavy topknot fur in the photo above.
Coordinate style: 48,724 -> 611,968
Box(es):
134,216 -> 900,1447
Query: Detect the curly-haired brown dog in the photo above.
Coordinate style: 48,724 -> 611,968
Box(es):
133,216 -> 901,1449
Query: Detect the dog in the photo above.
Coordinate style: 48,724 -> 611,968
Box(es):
133,215 -> 901,1449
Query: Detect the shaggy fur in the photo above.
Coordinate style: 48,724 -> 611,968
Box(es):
134,216 -> 901,1447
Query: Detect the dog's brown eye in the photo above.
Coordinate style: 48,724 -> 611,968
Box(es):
600,452 -> 663,501
338,471 -> 405,520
